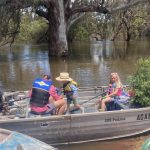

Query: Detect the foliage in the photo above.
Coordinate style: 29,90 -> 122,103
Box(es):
75,26 -> 89,40
17,14 -> 48,42
68,13 -> 99,41
69,26 -> 89,41
130,5 -> 148,37
69,3 -> 150,42
0,6 -> 20,46
0,0 -> 150,46
128,57 -> 150,107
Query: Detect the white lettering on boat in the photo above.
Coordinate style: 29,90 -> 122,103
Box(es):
40,122 -> 49,128
105,117 -> 126,122
137,113 -> 150,120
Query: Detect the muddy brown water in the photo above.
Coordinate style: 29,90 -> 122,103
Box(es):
0,39 -> 150,149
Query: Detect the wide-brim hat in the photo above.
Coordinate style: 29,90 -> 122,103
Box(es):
56,72 -> 72,81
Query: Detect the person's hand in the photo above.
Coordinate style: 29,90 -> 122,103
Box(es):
49,96 -> 54,103
106,95 -> 109,98
61,95 -> 64,98
99,96 -> 102,101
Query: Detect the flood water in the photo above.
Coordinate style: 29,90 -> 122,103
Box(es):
0,39 -> 150,149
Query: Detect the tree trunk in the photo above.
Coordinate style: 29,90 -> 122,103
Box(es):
126,28 -> 131,41
48,0 -> 68,57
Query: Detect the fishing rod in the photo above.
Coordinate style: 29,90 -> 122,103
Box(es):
79,91 -> 107,105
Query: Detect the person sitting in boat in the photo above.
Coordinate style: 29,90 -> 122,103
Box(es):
56,72 -> 80,113
99,72 -> 123,111
30,74 -> 67,115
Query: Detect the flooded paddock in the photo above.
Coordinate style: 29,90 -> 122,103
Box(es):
0,39 -> 150,149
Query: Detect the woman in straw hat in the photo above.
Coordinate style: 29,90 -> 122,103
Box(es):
56,72 -> 80,113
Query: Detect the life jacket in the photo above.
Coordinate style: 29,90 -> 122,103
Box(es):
63,80 -> 77,92
117,88 -> 122,96
30,78 -> 53,107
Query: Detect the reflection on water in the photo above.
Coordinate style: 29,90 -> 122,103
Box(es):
0,40 -> 150,91
0,40 -> 150,149
0,44 -> 50,90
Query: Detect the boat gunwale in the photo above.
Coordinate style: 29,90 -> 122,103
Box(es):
0,128 -> 57,149
1,106 -> 150,123
0,129 -> 13,144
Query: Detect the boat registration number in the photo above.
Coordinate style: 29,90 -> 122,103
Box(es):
105,116 -> 126,122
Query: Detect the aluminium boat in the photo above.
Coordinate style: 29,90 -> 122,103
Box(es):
0,86 -> 149,145
0,128 -> 56,150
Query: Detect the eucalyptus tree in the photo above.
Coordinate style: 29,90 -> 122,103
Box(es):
110,3 -> 149,41
0,0 -> 149,56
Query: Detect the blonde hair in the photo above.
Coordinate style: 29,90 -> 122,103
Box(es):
111,72 -> 122,88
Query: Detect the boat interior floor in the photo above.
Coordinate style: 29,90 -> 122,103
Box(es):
0,100 -> 131,119
0,89 -> 132,119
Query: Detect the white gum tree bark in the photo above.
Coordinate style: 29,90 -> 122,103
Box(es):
58,0 -> 68,56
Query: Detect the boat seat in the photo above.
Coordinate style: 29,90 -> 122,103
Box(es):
28,111 -> 52,118
69,107 -> 85,114
70,105 -> 99,114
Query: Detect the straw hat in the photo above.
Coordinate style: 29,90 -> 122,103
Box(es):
56,72 -> 72,81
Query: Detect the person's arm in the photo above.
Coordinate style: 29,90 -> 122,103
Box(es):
107,82 -> 119,97
107,88 -> 119,97
29,89 -> 32,97
49,85 -> 63,101
70,84 -> 78,98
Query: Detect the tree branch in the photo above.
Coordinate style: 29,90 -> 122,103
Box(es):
71,5 -> 109,15
67,12 -> 85,34
110,0 -> 150,13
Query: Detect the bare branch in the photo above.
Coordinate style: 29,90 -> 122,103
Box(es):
110,0 -> 150,13
67,12 -> 85,34
64,0 -> 71,9
71,5 -> 109,15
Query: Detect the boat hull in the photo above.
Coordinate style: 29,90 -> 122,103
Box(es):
0,128 -> 56,149
0,107 -> 150,145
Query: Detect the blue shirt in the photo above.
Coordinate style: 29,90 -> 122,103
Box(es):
70,84 -> 78,96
